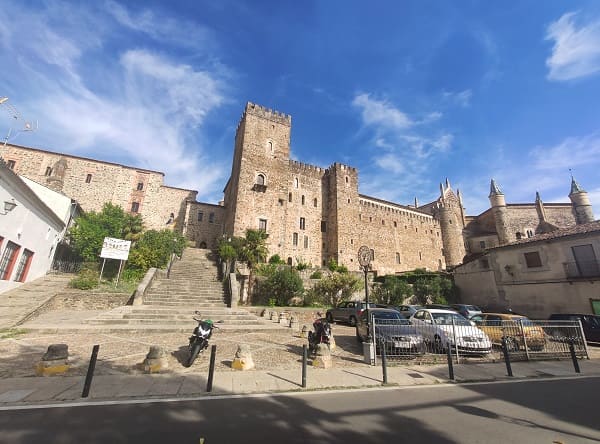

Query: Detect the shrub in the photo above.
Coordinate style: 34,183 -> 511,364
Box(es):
69,269 -> 100,290
268,254 -> 285,264
309,270 -> 323,279
295,258 -> 310,271
309,272 -> 361,306
258,267 -> 304,306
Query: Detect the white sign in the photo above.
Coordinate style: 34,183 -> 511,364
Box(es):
100,237 -> 131,260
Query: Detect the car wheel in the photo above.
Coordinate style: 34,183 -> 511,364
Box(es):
433,335 -> 444,353
326,312 -> 334,323
349,316 -> 357,327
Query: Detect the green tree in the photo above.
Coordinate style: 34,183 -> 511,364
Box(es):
413,276 -> 442,305
68,203 -> 144,262
239,229 -> 268,267
309,272 -> 361,306
127,230 -> 186,270
371,276 -> 412,305
259,267 -> 304,306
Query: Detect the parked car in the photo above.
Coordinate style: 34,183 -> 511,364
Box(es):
390,304 -> 424,318
425,304 -> 454,311
548,314 -> 600,343
469,313 -> 546,351
326,301 -> 387,326
410,309 -> 492,354
450,304 -> 482,319
356,308 -> 425,353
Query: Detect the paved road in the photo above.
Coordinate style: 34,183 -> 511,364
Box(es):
2,377 -> 599,443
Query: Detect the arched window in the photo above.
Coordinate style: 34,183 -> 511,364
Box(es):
256,174 -> 265,185
294,177 -> 299,188
268,141 -> 273,153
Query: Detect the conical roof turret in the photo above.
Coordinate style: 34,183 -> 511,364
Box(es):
569,176 -> 585,195
489,179 -> 503,197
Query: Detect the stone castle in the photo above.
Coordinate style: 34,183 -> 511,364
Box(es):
1,102 -> 594,274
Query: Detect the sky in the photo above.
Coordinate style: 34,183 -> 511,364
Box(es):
1,1 -> 600,216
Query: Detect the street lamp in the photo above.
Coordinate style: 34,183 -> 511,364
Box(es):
357,246 -> 373,330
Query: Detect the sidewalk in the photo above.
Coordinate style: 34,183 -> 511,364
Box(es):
1,357 -> 599,408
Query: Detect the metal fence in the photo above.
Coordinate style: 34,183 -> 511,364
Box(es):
371,317 -> 589,364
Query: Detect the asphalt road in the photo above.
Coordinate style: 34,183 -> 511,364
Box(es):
2,377 -> 600,444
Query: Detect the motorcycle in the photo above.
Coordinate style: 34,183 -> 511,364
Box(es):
186,311 -> 219,367
308,317 -> 332,354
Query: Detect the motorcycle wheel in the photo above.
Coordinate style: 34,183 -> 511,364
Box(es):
186,343 -> 202,367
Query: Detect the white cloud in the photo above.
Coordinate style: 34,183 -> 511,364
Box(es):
105,1 -> 214,50
352,94 -> 413,130
374,153 -> 405,174
532,133 -> 600,170
546,11 -> 600,81
442,89 -> 472,107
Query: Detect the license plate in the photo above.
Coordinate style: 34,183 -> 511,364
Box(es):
394,341 -> 410,348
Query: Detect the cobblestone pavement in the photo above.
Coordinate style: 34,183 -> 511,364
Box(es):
2,324 -> 598,379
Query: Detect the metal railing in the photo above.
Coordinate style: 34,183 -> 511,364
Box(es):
564,260 -> 600,278
371,317 -> 589,363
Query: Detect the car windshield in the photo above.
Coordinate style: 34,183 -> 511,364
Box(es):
373,312 -> 405,321
432,312 -> 470,326
466,305 -> 480,311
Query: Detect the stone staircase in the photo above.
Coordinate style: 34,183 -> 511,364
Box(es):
85,248 -> 269,332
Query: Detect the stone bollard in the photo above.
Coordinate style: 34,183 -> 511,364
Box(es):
300,325 -> 309,338
142,346 -> 169,373
329,335 -> 337,351
260,308 -> 267,318
289,316 -> 299,330
279,312 -> 288,326
269,310 -> 277,321
36,344 -> 69,376
232,344 -> 255,370
312,343 -> 332,369
271,311 -> 280,322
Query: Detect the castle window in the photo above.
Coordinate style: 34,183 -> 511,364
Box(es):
321,221 -> 326,232
350,239 -> 353,245
370,249 -> 375,261
198,211 -> 204,222
302,195 -> 305,205
288,257 -> 293,266
419,251 -> 422,261
313,198 -> 317,207
396,252 -> 400,264
293,233 -> 298,246
345,176 -> 348,184
300,217 -> 306,230
304,236 -> 309,249
85,174 -> 92,184
209,213 -> 215,224
7,160 -> 15,170
294,178 -> 299,188
44,167 -> 52,176
369,217 -> 372,222
526,229 -> 534,238
393,221 -> 397,228
131,202 -> 140,213
348,199 -> 351,204
382,220 -> 385,225
289,193 -> 292,202
278,199 -> 284,206
267,141 -> 273,154
516,232 -> 522,240
524,251 -> 542,268
256,174 -> 265,186
259,219 -> 267,231
136,182 -> 144,191
416,228 -> 418,233
480,241 -> 486,249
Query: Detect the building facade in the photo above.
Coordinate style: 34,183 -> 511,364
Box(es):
1,102 -> 593,276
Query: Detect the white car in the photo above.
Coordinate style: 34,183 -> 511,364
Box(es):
410,309 -> 492,354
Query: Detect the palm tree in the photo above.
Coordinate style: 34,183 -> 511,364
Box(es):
240,229 -> 268,303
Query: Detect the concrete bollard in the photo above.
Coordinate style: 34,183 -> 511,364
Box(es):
142,346 -> 169,373
270,310 -> 278,321
232,344 -> 255,370
279,312 -> 288,326
36,344 -> 69,376
300,325 -> 309,338
260,308 -> 267,318
329,335 -> 337,351
312,343 -> 332,369
290,316 -> 299,330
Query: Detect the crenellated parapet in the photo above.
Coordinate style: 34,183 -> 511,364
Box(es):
243,102 -> 292,126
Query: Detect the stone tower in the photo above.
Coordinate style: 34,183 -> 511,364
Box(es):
489,179 -> 510,245
436,178 -> 466,267
45,157 -> 68,192
569,176 -> 595,225
324,163 -> 360,268
223,102 -> 292,246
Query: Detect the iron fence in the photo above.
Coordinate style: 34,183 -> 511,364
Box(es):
370,317 -> 589,364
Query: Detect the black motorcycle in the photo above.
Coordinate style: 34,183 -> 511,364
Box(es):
308,318 -> 332,354
186,311 -> 218,367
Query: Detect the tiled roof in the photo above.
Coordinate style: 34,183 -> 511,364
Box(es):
492,220 -> 600,250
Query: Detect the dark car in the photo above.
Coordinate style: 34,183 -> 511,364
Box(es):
450,304 -> 482,319
390,304 -> 424,318
326,301 -> 387,326
355,308 -> 425,353
548,314 -> 600,343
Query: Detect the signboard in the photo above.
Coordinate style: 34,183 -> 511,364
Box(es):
100,237 -> 131,260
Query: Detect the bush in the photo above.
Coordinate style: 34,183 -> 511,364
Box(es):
308,272 -> 361,306
295,258 -> 310,271
256,267 -> 304,306
121,268 -> 146,282
69,269 -> 100,290
309,270 -> 323,279
268,254 -> 285,265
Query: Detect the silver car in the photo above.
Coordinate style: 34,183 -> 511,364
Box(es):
356,308 -> 425,353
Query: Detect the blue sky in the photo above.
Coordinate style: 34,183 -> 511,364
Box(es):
1,1 -> 600,216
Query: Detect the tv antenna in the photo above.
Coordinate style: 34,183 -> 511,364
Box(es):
0,97 -> 38,148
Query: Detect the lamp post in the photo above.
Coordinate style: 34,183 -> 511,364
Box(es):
357,246 -> 373,333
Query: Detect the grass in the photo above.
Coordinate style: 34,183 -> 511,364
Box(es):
0,328 -> 28,339
94,279 -> 140,294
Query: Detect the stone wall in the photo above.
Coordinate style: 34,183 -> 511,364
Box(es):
185,202 -> 226,249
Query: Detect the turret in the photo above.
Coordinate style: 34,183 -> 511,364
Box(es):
489,179 -> 510,245
535,191 -> 546,223
569,176 -> 595,224
437,178 -> 466,267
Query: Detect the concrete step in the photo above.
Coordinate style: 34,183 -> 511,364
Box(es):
86,318 -> 263,326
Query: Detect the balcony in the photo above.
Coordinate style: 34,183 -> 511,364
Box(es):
564,260 -> 600,278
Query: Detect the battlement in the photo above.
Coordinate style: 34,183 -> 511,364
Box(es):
325,162 -> 358,175
243,102 -> 292,126
289,159 -> 325,174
